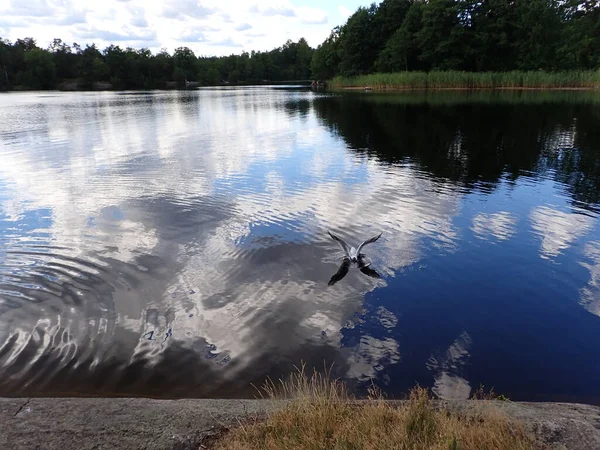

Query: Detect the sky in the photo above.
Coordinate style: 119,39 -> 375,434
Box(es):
0,0 -> 366,56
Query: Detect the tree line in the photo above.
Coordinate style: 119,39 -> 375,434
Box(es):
0,37 -> 313,90
311,0 -> 600,80
2,0 -> 599,90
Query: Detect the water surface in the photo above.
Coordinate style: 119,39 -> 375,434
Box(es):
1,88 -> 600,402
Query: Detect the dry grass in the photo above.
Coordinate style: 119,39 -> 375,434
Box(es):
211,366 -> 536,450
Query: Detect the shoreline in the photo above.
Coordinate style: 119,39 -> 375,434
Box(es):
328,70 -> 600,93
2,85 -> 599,94
334,86 -> 600,92
1,397 -> 599,449
0,81 -> 313,94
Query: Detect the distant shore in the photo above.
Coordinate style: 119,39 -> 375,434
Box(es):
338,86 -> 600,92
0,80 -> 313,93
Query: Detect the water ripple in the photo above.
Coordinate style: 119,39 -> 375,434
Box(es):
1,89 -> 600,402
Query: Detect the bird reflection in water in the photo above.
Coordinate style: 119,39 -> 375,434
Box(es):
328,257 -> 381,286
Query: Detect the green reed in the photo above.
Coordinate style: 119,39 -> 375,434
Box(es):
329,71 -> 600,90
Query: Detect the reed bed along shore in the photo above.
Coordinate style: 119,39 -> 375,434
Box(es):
329,71 -> 600,91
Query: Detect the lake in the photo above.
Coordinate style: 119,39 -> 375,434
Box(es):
1,88 -> 600,403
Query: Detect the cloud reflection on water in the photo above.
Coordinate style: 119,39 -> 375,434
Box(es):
427,332 -> 472,401
530,205 -> 593,259
0,90 -> 464,396
579,241 -> 600,318
1,90 -> 600,400
472,211 -> 517,242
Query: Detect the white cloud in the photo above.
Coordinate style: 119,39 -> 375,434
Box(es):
131,16 -> 148,27
302,16 -> 328,25
178,30 -> 209,43
471,211 -> 517,242
128,6 -> 148,28
249,4 -> 296,17
375,306 -> 397,330
219,12 -> 233,23
1,0 -> 87,27
0,0 -> 341,56
579,241 -> 600,317
427,332 -> 472,400
346,336 -> 401,383
530,206 -> 593,260
162,0 -> 216,20
5,0 -> 54,17
77,27 -> 157,43
208,37 -> 242,48
56,9 -> 88,26
234,23 -> 252,31
338,5 -> 353,20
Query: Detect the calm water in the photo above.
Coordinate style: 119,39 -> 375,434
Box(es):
1,88 -> 600,403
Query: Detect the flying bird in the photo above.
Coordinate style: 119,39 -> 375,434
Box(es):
327,231 -> 383,285
328,231 -> 382,265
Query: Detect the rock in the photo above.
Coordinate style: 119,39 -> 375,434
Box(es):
1,398 -> 599,450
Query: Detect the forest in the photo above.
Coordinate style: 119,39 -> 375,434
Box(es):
0,37 -> 313,90
312,0 -> 600,79
0,0 -> 599,90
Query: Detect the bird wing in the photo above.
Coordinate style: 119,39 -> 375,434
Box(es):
328,259 -> 351,286
356,232 -> 382,254
360,266 -> 381,279
328,231 -> 351,257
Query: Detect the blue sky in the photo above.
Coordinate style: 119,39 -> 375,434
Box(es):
0,0 -> 367,56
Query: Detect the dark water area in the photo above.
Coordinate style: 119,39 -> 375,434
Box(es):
1,88 -> 600,403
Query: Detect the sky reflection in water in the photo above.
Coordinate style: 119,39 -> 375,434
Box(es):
1,89 -> 600,403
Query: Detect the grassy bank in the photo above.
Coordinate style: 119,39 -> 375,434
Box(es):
330,71 -> 600,91
211,367 -> 535,450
